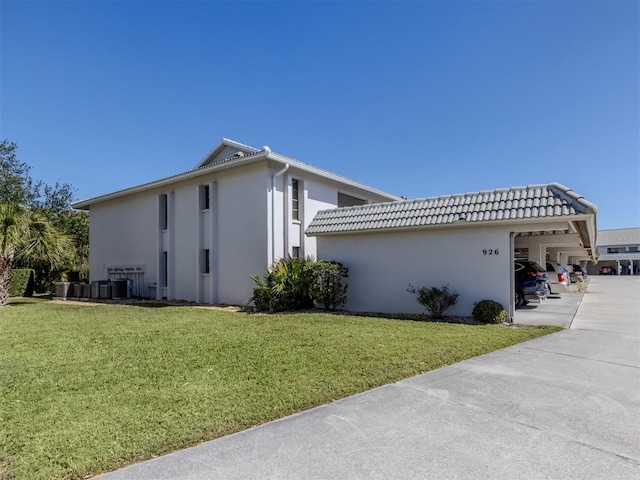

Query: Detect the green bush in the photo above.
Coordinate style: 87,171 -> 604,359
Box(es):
407,284 -> 459,319
250,257 -> 315,312
310,261 -> 348,311
9,269 -> 35,297
251,257 -> 349,312
472,300 -> 508,324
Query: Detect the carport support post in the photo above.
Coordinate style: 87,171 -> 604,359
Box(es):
510,232 -> 516,322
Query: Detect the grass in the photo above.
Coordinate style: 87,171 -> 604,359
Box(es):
0,298 -> 561,480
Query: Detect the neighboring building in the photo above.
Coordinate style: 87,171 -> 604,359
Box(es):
72,139 -> 400,305
589,228 -> 640,275
307,183 -> 597,318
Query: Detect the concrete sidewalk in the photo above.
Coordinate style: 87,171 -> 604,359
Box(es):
98,277 -> 640,479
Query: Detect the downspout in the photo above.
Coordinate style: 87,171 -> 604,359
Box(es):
270,151 -> 289,265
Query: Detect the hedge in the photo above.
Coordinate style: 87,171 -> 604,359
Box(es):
9,269 -> 35,297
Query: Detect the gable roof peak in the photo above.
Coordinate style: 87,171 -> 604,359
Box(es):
195,138 -> 260,169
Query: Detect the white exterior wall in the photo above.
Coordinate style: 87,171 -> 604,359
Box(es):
88,193 -> 159,295
215,164 -> 269,305
88,163 -> 270,305
315,226 -> 513,317
87,159 -> 398,306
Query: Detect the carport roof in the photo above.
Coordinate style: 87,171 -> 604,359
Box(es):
307,182 -> 597,236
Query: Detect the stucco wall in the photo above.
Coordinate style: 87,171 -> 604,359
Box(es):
315,226 -> 512,317
88,192 -> 159,294
87,159 -> 399,306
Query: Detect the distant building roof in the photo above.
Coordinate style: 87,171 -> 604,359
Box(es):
597,228 -> 640,247
306,183 -> 597,235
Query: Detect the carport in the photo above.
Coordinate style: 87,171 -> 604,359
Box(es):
307,183 -> 597,320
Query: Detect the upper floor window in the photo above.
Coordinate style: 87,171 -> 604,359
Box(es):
607,247 -> 621,254
203,249 -> 210,274
200,184 -> 210,210
629,246 -> 638,253
292,179 -> 300,221
159,194 -> 168,230
338,192 -> 366,208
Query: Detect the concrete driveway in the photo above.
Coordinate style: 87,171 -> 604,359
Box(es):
514,287 -> 584,328
98,276 -> 640,479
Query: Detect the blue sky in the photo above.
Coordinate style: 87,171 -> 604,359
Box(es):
1,0 -> 638,230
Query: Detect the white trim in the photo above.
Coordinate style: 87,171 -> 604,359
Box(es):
72,149 -> 401,210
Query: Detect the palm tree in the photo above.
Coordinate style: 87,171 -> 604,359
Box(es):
0,202 -> 71,306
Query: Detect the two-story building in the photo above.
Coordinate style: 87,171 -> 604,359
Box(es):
589,228 -> 640,275
72,139 -> 401,305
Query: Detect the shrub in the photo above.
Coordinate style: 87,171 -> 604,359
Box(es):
251,258 -> 349,312
472,300 -> 508,324
9,269 -> 35,297
407,284 -> 459,319
250,257 -> 315,312
310,261 -> 348,311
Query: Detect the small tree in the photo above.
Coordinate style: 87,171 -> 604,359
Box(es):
0,203 -> 71,306
310,261 -> 348,310
407,284 -> 459,319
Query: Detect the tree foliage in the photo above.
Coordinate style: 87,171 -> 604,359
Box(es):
0,140 -> 87,297
0,203 -> 71,305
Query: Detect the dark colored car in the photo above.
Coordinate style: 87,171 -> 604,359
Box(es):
568,265 -> 583,283
515,261 -> 550,307
572,264 -> 588,279
599,265 -> 616,275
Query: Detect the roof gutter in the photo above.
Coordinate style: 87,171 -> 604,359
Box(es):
270,151 -> 289,265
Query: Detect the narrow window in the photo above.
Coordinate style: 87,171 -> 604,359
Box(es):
292,246 -> 300,259
161,251 -> 168,288
203,249 -> 210,274
201,185 -> 210,210
159,194 -> 168,230
292,179 -> 299,221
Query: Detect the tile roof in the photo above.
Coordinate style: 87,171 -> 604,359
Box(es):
306,183 -> 597,235
597,228 -> 640,247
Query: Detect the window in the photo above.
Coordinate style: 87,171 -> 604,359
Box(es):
292,179 -> 300,220
161,251 -> 168,288
292,246 -> 300,259
629,246 -> 638,252
203,249 -> 210,274
338,192 -> 366,208
200,185 -> 210,210
159,194 -> 168,230
607,247 -> 621,254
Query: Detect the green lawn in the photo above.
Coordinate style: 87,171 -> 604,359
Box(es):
0,298 -> 560,480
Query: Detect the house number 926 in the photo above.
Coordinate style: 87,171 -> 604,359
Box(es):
482,249 -> 499,255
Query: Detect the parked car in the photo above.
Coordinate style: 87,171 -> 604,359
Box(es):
546,262 -> 571,293
572,264 -> 588,279
599,265 -> 616,275
568,266 -> 583,283
515,260 -> 550,307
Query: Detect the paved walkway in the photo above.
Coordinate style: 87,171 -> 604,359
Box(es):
98,277 -> 640,479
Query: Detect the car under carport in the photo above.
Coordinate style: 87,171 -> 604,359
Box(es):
306,182 -> 597,320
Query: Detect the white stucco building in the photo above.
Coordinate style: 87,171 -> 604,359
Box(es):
307,183 -> 597,319
72,139 -> 400,305
74,139 -> 598,318
588,228 -> 640,275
